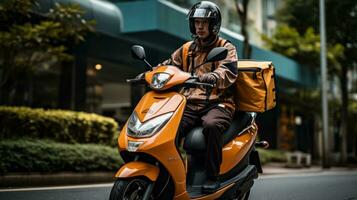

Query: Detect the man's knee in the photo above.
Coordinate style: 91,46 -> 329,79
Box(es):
202,120 -> 219,131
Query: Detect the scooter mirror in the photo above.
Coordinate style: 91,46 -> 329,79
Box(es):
206,47 -> 228,63
131,45 -> 146,60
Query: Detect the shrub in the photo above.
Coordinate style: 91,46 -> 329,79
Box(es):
0,139 -> 123,173
257,148 -> 287,165
0,106 -> 119,144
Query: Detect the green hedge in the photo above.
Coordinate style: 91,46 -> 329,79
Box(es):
0,106 -> 119,144
0,139 -> 123,173
257,148 -> 287,165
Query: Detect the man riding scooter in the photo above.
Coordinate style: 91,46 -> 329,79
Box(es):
109,0 -> 273,199
161,1 -> 238,193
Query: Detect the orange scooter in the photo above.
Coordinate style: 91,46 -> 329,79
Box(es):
109,45 -> 268,200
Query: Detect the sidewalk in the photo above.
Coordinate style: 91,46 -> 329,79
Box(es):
262,162 -> 322,175
261,162 -> 357,176
0,172 -> 115,189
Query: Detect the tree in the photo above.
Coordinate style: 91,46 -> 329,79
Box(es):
275,0 -> 357,163
263,24 -> 345,158
233,0 -> 251,58
262,25 -> 344,73
0,0 -> 94,105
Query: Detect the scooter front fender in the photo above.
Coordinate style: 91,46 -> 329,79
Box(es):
115,161 -> 159,182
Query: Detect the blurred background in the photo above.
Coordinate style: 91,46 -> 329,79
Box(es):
0,0 -> 356,175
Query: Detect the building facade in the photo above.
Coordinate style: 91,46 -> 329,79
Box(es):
24,0 -> 320,155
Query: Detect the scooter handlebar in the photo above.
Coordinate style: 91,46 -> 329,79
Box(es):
126,78 -> 146,84
184,77 -> 214,88
127,76 -> 214,88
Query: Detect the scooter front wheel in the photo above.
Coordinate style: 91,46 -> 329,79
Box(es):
235,189 -> 250,200
109,178 -> 152,200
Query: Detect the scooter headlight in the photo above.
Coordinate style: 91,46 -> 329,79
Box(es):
127,111 -> 173,138
151,73 -> 171,89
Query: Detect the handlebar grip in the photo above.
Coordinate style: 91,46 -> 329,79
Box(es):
126,79 -> 145,84
126,79 -> 137,83
196,82 -> 214,88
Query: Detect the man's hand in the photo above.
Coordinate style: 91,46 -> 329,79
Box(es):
199,72 -> 217,84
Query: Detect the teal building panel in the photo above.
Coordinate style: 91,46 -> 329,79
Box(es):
36,0 -> 123,37
115,0 -> 317,87
251,45 -> 316,87
116,1 -> 158,32
157,1 -> 191,40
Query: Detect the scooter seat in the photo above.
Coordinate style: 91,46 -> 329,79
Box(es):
183,112 -> 255,154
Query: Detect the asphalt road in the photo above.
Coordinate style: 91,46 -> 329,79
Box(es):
1,171 -> 357,200
250,171 -> 357,200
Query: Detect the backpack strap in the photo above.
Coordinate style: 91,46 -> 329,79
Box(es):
219,38 -> 227,47
211,38 -> 229,72
182,41 -> 194,72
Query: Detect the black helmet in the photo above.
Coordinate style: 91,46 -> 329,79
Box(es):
187,1 -> 222,36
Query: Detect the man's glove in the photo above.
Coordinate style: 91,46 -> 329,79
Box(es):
199,72 -> 217,84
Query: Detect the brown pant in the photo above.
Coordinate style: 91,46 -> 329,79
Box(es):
179,103 -> 233,180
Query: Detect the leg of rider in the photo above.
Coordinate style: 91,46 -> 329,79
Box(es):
201,106 -> 233,182
178,104 -> 200,144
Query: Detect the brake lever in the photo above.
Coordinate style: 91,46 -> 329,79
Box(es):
188,76 -> 199,81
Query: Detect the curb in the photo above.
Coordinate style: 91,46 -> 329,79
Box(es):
261,162 -> 357,176
261,166 -> 323,176
0,172 -> 115,189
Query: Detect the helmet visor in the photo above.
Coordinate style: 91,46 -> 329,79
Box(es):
189,8 -> 214,18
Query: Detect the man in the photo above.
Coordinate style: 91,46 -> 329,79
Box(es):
162,1 -> 238,193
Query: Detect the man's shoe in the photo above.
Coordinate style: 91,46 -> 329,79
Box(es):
202,180 -> 220,194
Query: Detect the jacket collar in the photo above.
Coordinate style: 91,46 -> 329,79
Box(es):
194,35 -> 219,52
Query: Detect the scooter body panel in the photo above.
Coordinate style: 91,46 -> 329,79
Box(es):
220,124 -> 258,174
135,91 -> 185,122
145,66 -> 191,91
115,161 -> 160,181
118,90 -> 190,197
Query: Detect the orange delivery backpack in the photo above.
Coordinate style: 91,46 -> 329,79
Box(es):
234,60 -> 277,112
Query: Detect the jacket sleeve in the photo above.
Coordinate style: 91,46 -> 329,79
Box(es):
159,46 -> 183,70
211,42 -> 238,89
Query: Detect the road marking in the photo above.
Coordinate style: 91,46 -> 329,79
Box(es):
0,183 -> 114,192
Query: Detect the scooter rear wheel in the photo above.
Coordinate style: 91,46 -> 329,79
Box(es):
109,178 -> 151,200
